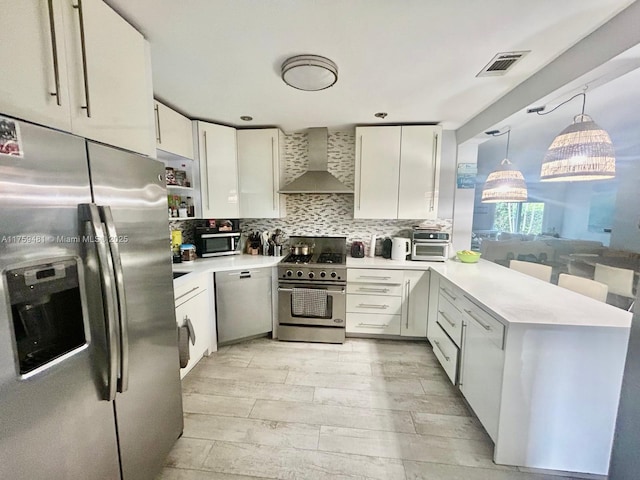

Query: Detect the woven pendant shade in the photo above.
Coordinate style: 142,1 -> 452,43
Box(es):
481,159 -> 528,203
540,114 -> 615,181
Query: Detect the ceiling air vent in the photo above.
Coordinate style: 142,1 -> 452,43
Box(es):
476,51 -> 530,77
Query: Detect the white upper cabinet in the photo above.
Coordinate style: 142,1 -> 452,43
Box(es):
0,0 -> 154,156
237,128 -> 285,218
354,125 -> 442,219
0,0 -> 72,131
196,121 -> 239,219
63,0 -> 153,156
398,125 -> 442,219
354,126 -> 402,219
154,101 -> 194,159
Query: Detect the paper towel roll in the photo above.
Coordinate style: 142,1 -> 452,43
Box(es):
368,234 -> 376,257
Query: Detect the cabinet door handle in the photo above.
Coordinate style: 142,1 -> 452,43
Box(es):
358,275 -> 391,280
175,286 -> 199,302
464,309 -> 492,331
271,136 -> 276,210
357,135 -> 363,210
433,340 -> 450,362
430,132 -> 438,211
154,104 -> 161,143
357,287 -> 389,293
357,304 -> 389,309
438,310 -> 456,328
203,130 -> 211,210
73,1 -> 91,117
46,0 -> 61,106
405,279 -> 410,329
440,287 -> 456,302
357,323 -> 388,328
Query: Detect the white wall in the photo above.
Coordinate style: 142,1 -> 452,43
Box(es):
610,161 -> 640,252
560,182 -> 615,245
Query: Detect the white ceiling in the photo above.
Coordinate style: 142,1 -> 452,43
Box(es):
106,0 -> 634,132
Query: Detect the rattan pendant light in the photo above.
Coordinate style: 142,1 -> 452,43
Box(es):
481,129 -> 528,203
539,93 -> 615,181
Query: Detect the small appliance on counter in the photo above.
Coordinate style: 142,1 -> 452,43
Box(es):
194,219 -> 241,258
411,228 -> 450,261
350,241 -> 365,258
381,238 -> 393,259
391,237 -> 411,260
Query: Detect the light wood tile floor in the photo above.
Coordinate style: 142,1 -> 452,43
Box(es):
156,337 -> 586,480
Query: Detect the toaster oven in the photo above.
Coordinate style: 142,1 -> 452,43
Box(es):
411,231 -> 450,262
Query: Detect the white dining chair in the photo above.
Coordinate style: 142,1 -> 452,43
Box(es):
594,263 -> 636,310
509,260 -> 552,282
558,273 -> 608,302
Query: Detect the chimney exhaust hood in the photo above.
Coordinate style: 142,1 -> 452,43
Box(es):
279,128 -> 353,194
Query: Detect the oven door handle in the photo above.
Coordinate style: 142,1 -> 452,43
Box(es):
278,287 -> 346,294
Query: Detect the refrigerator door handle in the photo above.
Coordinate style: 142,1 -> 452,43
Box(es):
100,205 -> 130,393
78,203 -> 119,401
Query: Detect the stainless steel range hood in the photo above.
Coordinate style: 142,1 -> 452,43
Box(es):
279,128 -> 353,194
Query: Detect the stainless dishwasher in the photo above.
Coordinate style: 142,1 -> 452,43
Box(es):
215,267 -> 273,345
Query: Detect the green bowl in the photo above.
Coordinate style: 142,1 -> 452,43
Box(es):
456,250 -> 481,263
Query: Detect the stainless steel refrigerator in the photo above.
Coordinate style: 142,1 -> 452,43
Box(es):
0,117 -> 183,479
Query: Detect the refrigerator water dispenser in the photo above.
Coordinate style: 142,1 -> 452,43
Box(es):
6,259 -> 86,374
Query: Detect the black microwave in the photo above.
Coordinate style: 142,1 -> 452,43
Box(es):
194,226 -> 241,258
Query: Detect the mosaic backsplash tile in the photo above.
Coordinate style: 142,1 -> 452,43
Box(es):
241,130 -> 451,252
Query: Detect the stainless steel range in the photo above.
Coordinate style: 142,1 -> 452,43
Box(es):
277,236 -> 347,344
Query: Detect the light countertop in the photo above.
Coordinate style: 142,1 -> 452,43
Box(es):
174,255 -> 632,329
348,257 -> 632,329
173,255 -> 283,288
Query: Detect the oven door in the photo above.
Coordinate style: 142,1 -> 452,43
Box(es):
278,282 -> 346,327
411,241 -> 448,261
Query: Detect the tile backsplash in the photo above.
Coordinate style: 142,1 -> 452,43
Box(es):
241,130 -> 451,252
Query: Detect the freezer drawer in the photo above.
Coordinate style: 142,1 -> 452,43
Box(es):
215,268 -> 272,345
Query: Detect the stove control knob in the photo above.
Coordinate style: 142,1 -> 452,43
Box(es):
308,272 -> 315,279
297,270 -> 303,277
286,270 -> 293,277
331,272 -> 337,278
320,271 -> 326,278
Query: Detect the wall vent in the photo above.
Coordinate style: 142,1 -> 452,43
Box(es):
476,51 -> 530,77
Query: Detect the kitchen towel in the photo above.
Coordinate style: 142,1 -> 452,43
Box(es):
292,287 -> 328,317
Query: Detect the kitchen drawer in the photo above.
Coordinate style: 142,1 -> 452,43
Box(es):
438,279 -> 462,306
174,274 -> 207,305
347,283 -> 403,296
346,313 -> 401,335
430,322 -> 459,384
437,295 -> 463,347
347,294 -> 402,315
347,269 -> 404,285
461,298 -> 505,349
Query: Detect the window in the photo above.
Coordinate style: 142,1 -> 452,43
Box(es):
493,202 -> 544,235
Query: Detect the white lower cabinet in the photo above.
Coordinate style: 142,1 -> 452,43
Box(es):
401,270 -> 429,337
459,300 -> 505,442
174,274 -> 214,379
430,322 -> 459,384
346,268 -> 429,338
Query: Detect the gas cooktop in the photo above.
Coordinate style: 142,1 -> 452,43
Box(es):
278,236 -> 347,282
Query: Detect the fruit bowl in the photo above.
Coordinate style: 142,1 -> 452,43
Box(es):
456,250 -> 481,263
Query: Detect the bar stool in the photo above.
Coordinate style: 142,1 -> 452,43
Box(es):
558,273 -> 608,302
509,260 -> 552,282
593,263 -> 636,311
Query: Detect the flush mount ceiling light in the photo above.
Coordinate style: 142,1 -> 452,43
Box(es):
481,129 -> 528,203
281,55 -> 338,91
534,92 -> 615,182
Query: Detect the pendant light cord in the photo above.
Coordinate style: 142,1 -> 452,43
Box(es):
486,128 -> 512,164
536,92 -> 586,116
